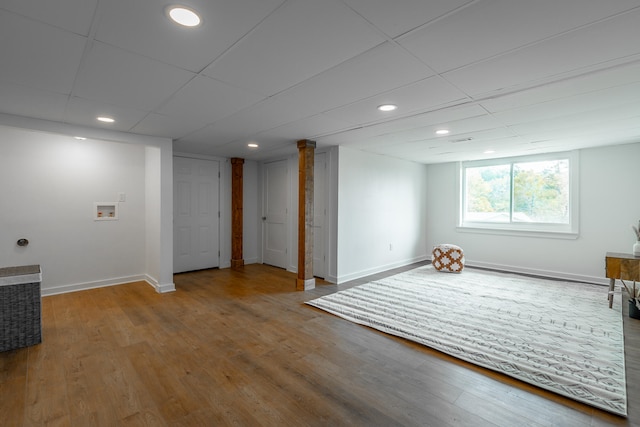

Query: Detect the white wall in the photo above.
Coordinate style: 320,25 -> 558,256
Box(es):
0,117 -> 174,295
426,142 -> 640,284
336,147 -> 429,283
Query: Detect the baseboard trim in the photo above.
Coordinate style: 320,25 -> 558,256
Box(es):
336,255 -> 429,284
41,274 -> 177,296
41,274 -> 148,296
147,275 -> 176,293
464,260 -> 608,286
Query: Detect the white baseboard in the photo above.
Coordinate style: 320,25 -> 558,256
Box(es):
336,255 -> 429,284
464,259 -> 609,286
41,274 -> 176,296
144,274 -> 176,293
41,274 -> 148,296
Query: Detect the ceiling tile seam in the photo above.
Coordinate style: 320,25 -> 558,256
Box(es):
460,57 -> 640,148
62,1 -> 103,125
307,99 -> 489,141
0,6 -> 95,37
395,0 -> 480,41
190,0 -> 289,81
385,5 -> 640,112
431,5 -> 640,78
472,55 -> 640,109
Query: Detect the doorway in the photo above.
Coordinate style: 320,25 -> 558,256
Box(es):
173,156 -> 220,273
262,159 -> 289,269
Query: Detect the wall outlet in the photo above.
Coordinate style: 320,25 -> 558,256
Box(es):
118,192 -> 126,202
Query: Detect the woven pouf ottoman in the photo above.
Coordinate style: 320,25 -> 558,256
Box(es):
432,244 -> 465,273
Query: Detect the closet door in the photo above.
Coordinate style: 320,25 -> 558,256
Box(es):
174,157 -> 220,273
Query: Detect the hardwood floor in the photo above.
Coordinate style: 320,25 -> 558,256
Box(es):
1,262 -> 638,426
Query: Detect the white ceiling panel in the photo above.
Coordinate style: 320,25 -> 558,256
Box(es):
72,42 -> 195,111
2,1 -> 640,164
342,0 -> 474,38
317,104 -> 488,146
259,114 -> 353,141
399,0 -> 640,73
130,113 -> 209,140
64,97 -> 148,132
322,76 -> 469,126
203,0 -> 386,96
0,84 -> 68,123
0,10 -> 86,94
508,103 -> 640,136
0,0 -> 98,35
480,61 -> 640,113
94,0 -> 285,73
443,8 -> 640,96
157,75 -> 265,124
261,42 -> 436,119
175,123 -> 247,148
491,82 -> 640,127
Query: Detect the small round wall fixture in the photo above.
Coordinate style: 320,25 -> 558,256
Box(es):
167,6 -> 201,27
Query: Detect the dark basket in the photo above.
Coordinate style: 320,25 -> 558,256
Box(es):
1,281 -> 42,352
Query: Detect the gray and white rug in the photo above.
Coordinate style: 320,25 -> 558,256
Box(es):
306,266 -> 627,416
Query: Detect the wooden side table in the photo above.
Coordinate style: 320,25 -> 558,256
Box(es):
605,252 -> 640,308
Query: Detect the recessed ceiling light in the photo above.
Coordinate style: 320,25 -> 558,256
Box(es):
377,104 -> 397,112
248,143 -> 259,148
435,129 -> 450,135
484,150 -> 496,154
97,116 -> 115,123
167,6 -> 201,27
74,136 -> 86,140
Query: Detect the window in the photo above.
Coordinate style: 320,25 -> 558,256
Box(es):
458,151 -> 578,238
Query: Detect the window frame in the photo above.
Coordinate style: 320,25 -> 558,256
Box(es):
457,151 -> 579,239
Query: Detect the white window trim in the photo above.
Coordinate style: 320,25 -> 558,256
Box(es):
456,151 -> 579,239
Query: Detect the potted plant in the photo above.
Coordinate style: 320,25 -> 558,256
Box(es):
621,279 -> 640,319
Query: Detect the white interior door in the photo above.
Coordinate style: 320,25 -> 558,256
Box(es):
174,157 -> 220,273
313,152 -> 326,278
262,159 -> 288,269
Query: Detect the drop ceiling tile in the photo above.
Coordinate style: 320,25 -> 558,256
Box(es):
204,0 -> 386,96
64,97 -> 148,132
400,0 -> 640,73
72,42 -> 195,111
0,0 -> 98,35
317,104 -> 488,145
0,84 -> 68,123
259,114 -> 353,141
491,81 -> 640,126
174,123 -> 243,148
0,10 -> 86,94
94,0 -> 285,73
443,8 -> 640,96
508,103 -> 640,136
322,75 -> 468,125
480,61 -> 640,113
342,0 -> 473,38
157,76 -> 264,124
130,113 -> 209,140
264,42 -> 436,119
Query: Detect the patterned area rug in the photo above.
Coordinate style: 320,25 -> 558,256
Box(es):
306,266 -> 627,416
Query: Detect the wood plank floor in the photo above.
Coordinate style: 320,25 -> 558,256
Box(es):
1,262 -> 638,426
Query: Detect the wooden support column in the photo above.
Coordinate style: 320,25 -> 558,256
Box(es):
297,139 -> 316,290
231,158 -> 244,269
